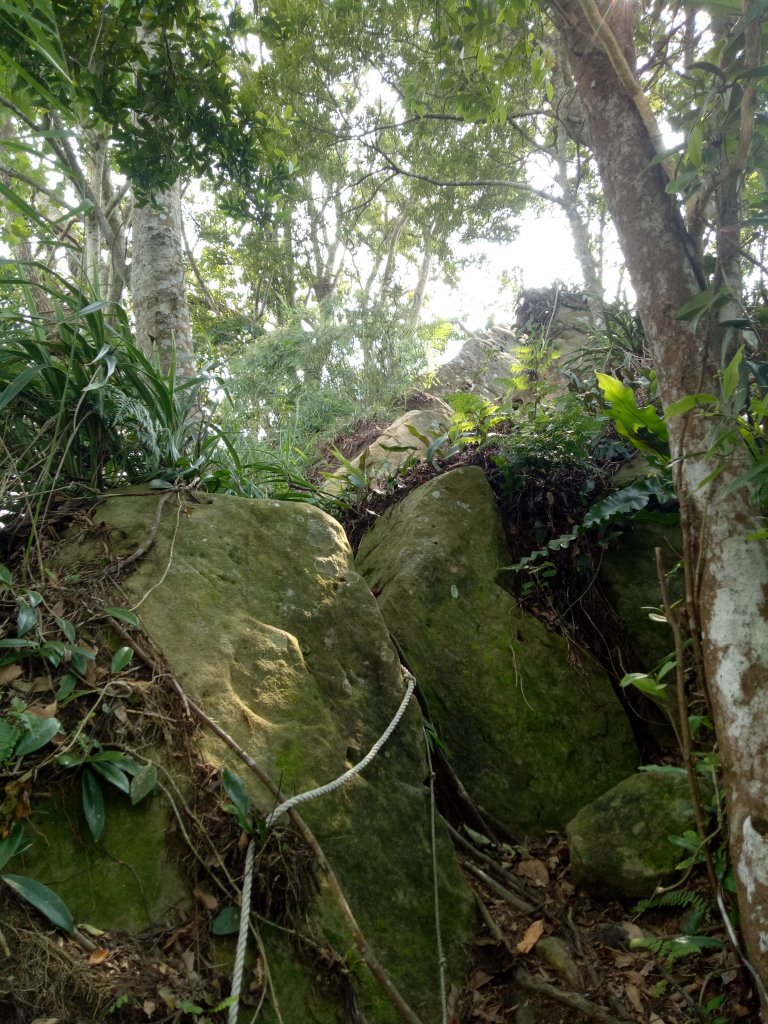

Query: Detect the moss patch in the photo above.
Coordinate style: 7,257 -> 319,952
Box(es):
356,467 -> 638,834
566,770 -> 697,900
65,490 -> 476,1023
18,780 -> 188,931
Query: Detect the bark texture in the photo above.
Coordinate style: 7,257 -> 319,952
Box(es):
549,0 -> 768,995
131,180 -> 194,375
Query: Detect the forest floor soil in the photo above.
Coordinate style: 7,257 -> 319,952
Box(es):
454,826 -> 756,1024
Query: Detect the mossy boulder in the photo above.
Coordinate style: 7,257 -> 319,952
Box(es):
18,780 -> 189,932
32,490 -> 473,1023
566,770 -> 697,900
355,466 -> 638,834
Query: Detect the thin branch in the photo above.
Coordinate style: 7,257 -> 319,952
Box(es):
181,217 -> 224,313
575,0 -> 675,180
654,546 -> 719,897
370,144 -> 565,206
0,94 -> 40,133
0,161 -> 73,210
514,968 -> 627,1024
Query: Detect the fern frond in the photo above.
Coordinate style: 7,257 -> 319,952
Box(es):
633,889 -> 708,916
630,933 -> 723,964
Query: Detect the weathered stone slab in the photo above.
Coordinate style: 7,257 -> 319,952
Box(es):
356,466 -> 638,835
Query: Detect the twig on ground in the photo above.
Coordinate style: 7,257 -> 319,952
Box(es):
462,860 -> 540,916
514,968 -> 629,1024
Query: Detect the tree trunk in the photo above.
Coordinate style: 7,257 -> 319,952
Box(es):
549,0 -> 768,998
409,219 -> 437,326
130,180 -> 194,375
552,39 -> 604,326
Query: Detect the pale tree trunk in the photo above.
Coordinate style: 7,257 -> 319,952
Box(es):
130,23 -> 194,376
550,0 -> 768,998
552,39 -> 604,327
83,130 -> 106,293
130,179 -> 194,375
408,218 -> 437,326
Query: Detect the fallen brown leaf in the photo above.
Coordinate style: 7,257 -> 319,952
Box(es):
624,981 -> 644,1013
467,968 -> 493,990
25,701 -> 57,719
0,664 -> 22,686
193,887 -> 219,912
516,918 -> 545,954
87,948 -> 111,965
516,858 -> 549,887
142,1000 -> 156,1018
13,675 -> 53,695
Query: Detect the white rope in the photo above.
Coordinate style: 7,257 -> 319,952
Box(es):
227,836 -> 255,1024
228,670 -> 417,1021
264,672 -> 416,829
426,734 -> 449,1024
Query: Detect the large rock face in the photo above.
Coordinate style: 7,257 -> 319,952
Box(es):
27,491 -> 473,1023
356,466 -> 638,834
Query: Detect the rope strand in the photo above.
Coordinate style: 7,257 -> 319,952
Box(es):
228,670 -> 417,1022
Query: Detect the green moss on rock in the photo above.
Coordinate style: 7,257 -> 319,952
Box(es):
356,466 -> 638,834
19,781 -> 188,931
566,770 -> 697,900
69,490 -> 475,1023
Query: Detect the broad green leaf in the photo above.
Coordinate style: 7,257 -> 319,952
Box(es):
675,286 -> 732,326
130,763 -> 157,804
0,823 -> 30,872
55,752 -> 85,768
734,62 -> 768,80
0,565 -> 11,587
686,123 -> 703,168
110,647 -> 133,673
55,674 -> 76,701
52,618 -> 75,644
82,768 -> 105,842
722,347 -> 744,400
90,761 -> 130,794
620,672 -> 667,700
16,602 -> 37,637
0,720 -> 21,762
222,767 -> 250,824
104,607 -> 140,627
14,715 -> 61,756
665,393 -> 718,417
1,873 -> 74,932
211,906 -> 240,934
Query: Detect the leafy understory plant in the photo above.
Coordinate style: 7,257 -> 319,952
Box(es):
504,373 -> 676,574
506,475 -> 676,572
631,889 -> 723,965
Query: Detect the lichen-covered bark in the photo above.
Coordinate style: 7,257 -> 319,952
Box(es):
131,180 -> 194,375
550,0 -> 768,994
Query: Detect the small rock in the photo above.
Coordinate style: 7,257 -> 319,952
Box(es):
534,935 -> 581,987
567,770 -> 699,900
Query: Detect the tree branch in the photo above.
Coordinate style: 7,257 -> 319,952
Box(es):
370,144 -> 565,206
